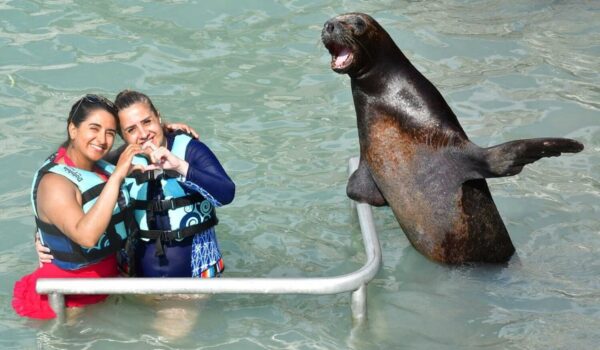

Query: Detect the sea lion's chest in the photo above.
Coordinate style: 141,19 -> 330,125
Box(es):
361,114 -> 461,215
361,114 -> 419,181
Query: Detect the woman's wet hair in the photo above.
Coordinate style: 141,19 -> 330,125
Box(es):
114,90 -> 159,117
62,94 -> 118,147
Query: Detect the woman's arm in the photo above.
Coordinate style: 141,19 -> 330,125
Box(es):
183,140 -> 235,205
37,145 -> 141,248
163,123 -> 199,139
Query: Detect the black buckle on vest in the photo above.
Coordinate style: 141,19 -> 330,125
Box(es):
131,169 -> 165,185
153,198 -> 176,212
160,229 -> 181,241
150,168 -> 164,179
149,169 -> 181,181
129,165 -> 184,185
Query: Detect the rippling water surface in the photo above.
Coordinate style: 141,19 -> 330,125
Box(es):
1,1 -> 599,349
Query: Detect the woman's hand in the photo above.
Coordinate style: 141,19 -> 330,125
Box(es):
35,233 -> 53,267
113,144 -> 143,180
163,123 -> 199,139
142,141 -> 189,176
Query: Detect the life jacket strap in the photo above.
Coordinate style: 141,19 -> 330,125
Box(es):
48,250 -> 105,265
81,183 -> 105,206
35,217 -> 113,264
134,215 -> 218,256
132,193 -> 206,212
127,168 -> 181,185
35,210 -> 130,264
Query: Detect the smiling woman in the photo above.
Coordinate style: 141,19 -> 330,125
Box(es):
113,90 -> 235,279
12,95 -> 142,319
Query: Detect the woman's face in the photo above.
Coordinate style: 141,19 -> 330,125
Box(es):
118,102 -> 165,148
68,109 -> 117,162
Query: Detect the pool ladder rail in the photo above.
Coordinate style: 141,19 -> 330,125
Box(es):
37,157 -> 383,324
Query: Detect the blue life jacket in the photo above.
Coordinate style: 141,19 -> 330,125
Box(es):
31,153 -> 132,270
125,134 -> 218,256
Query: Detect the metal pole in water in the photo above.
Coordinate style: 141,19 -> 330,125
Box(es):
351,284 -> 367,324
36,157 -> 382,324
48,293 -> 65,322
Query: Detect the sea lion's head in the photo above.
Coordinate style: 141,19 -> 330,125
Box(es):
321,13 -> 391,76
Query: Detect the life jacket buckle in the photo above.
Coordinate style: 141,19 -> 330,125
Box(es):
154,198 -> 176,212
150,168 -> 164,179
160,230 -> 172,242
160,229 -> 181,242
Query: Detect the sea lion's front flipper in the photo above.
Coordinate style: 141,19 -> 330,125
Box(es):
347,159 -> 388,206
479,138 -> 584,178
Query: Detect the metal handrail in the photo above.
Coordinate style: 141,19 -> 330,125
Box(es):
37,157 -> 382,323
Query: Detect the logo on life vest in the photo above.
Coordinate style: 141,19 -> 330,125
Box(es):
62,166 -> 83,182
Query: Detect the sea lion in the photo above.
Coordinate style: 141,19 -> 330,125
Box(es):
321,13 -> 584,264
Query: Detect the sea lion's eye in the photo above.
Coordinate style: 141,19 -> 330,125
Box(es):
353,18 -> 366,35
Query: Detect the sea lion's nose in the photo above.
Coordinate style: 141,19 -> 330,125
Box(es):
324,20 -> 335,33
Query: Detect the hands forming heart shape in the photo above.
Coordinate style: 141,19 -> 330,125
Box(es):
114,142 -> 189,180
138,141 -> 188,175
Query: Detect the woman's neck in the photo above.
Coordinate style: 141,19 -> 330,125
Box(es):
65,146 -> 94,171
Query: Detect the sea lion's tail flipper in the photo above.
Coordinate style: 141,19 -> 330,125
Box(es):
482,138 -> 584,177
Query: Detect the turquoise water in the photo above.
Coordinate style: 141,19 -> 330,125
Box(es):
1,1 -> 599,349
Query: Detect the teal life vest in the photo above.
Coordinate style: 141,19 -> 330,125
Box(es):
31,153 -> 132,270
125,134 -> 218,256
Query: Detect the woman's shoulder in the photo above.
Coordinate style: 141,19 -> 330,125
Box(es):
168,131 -> 210,154
36,171 -> 81,213
37,172 -> 78,197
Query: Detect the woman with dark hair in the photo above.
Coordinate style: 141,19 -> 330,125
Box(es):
12,94 -> 142,319
114,90 -> 235,278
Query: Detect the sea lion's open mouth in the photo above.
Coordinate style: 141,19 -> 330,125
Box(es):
327,43 -> 354,71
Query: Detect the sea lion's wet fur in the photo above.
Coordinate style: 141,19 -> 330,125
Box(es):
322,13 -> 583,264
